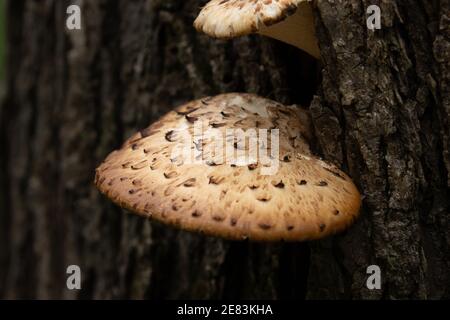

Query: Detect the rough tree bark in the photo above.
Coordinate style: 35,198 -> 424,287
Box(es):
0,0 -> 448,299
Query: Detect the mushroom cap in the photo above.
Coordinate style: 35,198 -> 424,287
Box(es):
95,93 -> 361,241
194,0 -> 310,39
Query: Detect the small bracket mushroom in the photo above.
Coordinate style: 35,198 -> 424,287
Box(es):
194,0 -> 320,59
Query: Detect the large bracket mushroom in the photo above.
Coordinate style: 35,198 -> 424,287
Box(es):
95,94 -> 361,241
194,0 -> 320,59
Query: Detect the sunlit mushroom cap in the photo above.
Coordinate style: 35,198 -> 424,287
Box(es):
95,93 -> 361,241
194,0 -> 310,38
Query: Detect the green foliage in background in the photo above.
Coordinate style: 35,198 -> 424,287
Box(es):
0,0 -> 5,81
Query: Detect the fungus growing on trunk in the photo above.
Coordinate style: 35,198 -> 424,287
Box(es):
194,0 -> 320,59
95,93 -> 360,241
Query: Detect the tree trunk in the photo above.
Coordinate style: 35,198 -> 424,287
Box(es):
0,0 -> 448,299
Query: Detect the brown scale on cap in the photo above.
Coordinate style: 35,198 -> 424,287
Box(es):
194,0 -> 320,59
95,93 -> 361,241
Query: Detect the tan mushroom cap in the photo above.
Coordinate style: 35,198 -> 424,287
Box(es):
194,0 -> 320,59
95,93 -> 361,241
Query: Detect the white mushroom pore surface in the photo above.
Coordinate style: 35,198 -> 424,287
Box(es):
95,93 -> 361,241
194,0 -> 320,59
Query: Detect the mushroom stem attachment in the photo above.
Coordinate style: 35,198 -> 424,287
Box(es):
258,3 -> 320,59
